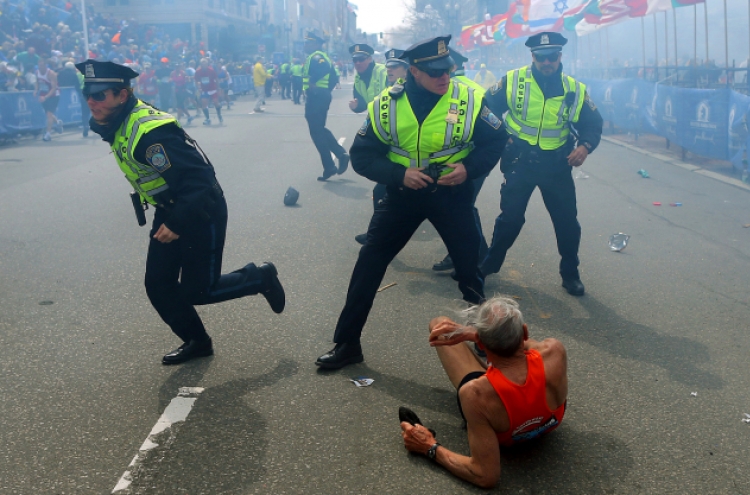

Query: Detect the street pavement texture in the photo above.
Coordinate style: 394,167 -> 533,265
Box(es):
1,84 -> 749,495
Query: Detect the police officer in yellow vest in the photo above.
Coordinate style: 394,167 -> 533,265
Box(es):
316,36 -> 508,369
291,58 -> 303,105
481,32 -> 603,296
76,60 -> 286,365
302,32 -> 349,181
348,43 -> 388,114
432,48 -> 491,273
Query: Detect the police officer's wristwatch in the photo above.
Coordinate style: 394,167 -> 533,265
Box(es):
581,141 -> 593,153
426,442 -> 441,461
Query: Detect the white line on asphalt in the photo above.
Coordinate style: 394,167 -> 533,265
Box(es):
331,137 -> 347,160
112,387 -> 205,494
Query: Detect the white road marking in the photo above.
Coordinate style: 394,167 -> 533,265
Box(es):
112,387 -> 205,494
331,137 -> 347,160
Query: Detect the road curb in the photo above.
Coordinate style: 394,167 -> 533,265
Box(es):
601,136 -> 750,193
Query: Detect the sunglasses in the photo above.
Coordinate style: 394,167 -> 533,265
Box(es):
83,90 -> 111,101
534,52 -> 560,63
421,67 -> 450,78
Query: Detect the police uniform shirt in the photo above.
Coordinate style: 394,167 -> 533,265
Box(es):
485,63 -> 603,153
351,60 -> 376,113
307,53 -> 331,88
351,74 -> 508,187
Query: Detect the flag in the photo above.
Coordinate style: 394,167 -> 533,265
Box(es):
505,0 -> 591,38
574,0 -> 704,36
457,14 -> 508,48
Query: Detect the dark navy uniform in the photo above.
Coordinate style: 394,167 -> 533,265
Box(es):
78,60 -> 286,364
480,32 -> 603,295
316,36 -> 508,369
303,32 -> 349,181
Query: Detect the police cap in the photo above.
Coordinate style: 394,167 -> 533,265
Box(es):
75,59 -> 139,94
305,32 -> 326,44
525,31 -> 567,55
401,35 -> 454,70
449,48 -> 468,67
283,187 -> 300,206
385,48 -> 408,68
349,43 -> 374,61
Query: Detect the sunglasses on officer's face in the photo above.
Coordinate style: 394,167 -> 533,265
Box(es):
533,52 -> 560,63
83,90 -> 111,102
421,67 -> 451,78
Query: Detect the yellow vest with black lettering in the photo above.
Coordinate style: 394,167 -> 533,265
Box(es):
505,66 -> 585,150
112,101 -> 178,205
302,50 -> 331,90
368,81 -> 481,172
354,63 -> 388,103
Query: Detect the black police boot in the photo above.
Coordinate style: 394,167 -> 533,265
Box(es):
337,153 -> 350,175
315,343 -> 363,369
354,233 -> 367,245
562,278 -> 585,296
162,338 -> 214,365
258,262 -> 285,313
432,254 -> 454,271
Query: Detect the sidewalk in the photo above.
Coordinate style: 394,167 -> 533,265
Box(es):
603,131 -> 750,193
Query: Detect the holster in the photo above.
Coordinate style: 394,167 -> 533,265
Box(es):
130,192 -> 147,227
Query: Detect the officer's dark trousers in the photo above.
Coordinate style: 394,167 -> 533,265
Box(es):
305,89 -> 346,175
145,197 -> 265,343
333,184 -> 485,344
481,159 -> 581,280
292,77 -> 302,104
471,174 -> 489,259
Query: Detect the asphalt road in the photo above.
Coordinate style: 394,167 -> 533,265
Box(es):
1,84 -> 749,495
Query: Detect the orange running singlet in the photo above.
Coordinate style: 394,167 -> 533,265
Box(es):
485,349 -> 565,446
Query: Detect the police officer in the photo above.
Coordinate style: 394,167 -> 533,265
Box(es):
481,32 -> 603,296
316,36 -> 508,369
302,32 -> 349,181
76,60 -> 286,364
354,48 -> 409,245
290,58 -> 303,105
279,59 -> 292,100
348,43 -> 388,114
432,48 -> 491,273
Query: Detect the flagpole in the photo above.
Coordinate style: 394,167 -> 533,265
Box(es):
723,0 -> 728,71
693,4 -> 697,65
654,13 -> 659,80
673,8 -> 678,68
641,17 -> 646,71
81,0 -> 89,59
605,27 -> 610,78
664,11 -> 668,75
704,0 -> 709,64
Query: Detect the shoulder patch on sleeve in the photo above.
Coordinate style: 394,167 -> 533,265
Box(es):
488,78 -> 504,95
480,106 -> 503,130
585,93 -> 597,111
145,143 -> 172,173
358,116 -> 370,136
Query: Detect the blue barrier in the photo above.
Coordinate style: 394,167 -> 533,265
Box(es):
581,78 -> 750,168
0,88 -> 86,137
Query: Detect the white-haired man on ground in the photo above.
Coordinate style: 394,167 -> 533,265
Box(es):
400,296 -> 568,488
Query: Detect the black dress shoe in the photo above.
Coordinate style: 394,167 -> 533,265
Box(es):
337,153 -> 350,175
354,233 -> 367,245
317,169 -> 336,181
258,262 -> 285,313
315,343 -> 363,369
162,338 -> 213,365
562,278 -> 585,296
432,254 -> 454,271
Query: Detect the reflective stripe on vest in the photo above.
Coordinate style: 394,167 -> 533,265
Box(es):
111,101 -> 178,205
453,75 -> 486,96
504,66 -> 586,150
302,51 -> 331,90
367,81 -> 481,170
354,63 -> 388,103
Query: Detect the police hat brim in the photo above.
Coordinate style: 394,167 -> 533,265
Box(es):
385,59 -> 409,68
413,55 -> 454,71
83,81 -> 128,94
532,47 -> 562,56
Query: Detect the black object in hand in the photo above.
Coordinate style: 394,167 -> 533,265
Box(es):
398,406 -> 436,438
130,192 -> 147,227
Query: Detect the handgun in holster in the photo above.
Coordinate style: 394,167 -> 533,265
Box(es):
130,192 -> 148,227
423,163 -> 448,183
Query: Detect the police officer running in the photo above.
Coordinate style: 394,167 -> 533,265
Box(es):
290,58 -> 303,105
481,32 -> 603,296
348,43 -> 388,114
76,60 -> 286,364
315,36 -> 508,369
302,32 -> 350,181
